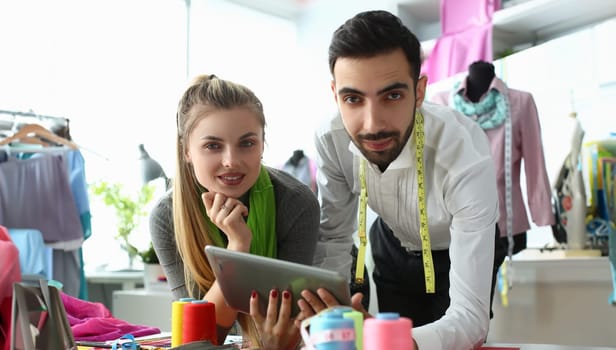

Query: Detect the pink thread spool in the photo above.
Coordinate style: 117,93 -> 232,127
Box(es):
363,312 -> 413,350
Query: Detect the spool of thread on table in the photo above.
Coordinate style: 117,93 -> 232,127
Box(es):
171,297 -> 194,347
363,312 -> 413,350
309,310 -> 356,350
182,300 -> 217,345
330,307 -> 363,350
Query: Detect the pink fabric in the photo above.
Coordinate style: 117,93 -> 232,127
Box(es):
423,23 -> 493,85
422,0 -> 499,84
431,77 -> 555,237
0,225 -> 21,350
60,292 -> 160,342
441,0 -> 500,33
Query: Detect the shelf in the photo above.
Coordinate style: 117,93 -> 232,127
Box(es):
399,0 -> 616,56
492,0 -> 616,49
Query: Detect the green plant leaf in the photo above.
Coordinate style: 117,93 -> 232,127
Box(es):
90,181 -> 156,263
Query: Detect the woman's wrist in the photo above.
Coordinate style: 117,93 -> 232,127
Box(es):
226,240 -> 250,252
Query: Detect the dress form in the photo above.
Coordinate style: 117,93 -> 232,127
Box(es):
465,60 -> 495,102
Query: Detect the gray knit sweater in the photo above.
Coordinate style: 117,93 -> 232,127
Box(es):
149,166 -> 320,300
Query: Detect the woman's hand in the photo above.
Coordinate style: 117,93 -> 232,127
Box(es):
202,192 -> 251,252
250,289 -> 302,350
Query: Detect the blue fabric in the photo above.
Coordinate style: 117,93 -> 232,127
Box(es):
66,150 -> 92,239
65,150 -> 92,301
8,228 -> 53,279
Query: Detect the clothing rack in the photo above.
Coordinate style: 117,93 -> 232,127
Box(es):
0,109 -> 71,140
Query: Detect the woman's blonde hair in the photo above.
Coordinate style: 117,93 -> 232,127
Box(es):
172,74 -> 265,345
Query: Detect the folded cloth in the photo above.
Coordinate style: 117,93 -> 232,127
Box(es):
60,292 -> 160,341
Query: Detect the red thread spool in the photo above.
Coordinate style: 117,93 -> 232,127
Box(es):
182,300 -> 217,345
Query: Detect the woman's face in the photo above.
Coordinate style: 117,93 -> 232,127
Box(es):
185,106 -> 264,199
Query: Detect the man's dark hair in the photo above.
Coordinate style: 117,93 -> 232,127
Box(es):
328,10 -> 422,82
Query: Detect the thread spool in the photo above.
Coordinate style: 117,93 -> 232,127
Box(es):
330,307 -> 363,350
171,297 -> 194,347
363,312 -> 413,350
182,300 -> 217,345
309,311 -> 356,350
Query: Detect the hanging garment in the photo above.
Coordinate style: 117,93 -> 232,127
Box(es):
0,152 -> 84,297
0,153 -> 83,246
65,149 -> 92,300
7,228 -> 52,280
422,0 -> 499,84
431,77 -> 555,237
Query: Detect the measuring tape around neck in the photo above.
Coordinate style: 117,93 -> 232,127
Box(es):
355,110 -> 435,293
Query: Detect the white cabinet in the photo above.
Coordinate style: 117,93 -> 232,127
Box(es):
397,0 -> 616,58
112,289 -> 175,331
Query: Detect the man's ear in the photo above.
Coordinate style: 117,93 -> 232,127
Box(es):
331,80 -> 338,103
415,75 -> 428,109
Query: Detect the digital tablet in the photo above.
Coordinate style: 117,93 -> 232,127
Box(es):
204,245 -> 351,317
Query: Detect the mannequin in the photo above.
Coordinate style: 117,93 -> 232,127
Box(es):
465,60 -> 495,103
431,60 -> 555,318
281,149 -> 317,194
288,149 -> 305,167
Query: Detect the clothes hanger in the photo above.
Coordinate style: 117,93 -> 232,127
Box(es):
0,123 -> 78,150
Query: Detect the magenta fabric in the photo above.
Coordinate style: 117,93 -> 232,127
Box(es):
422,0 -> 499,84
0,225 -> 21,350
431,77 -> 555,237
60,292 -> 160,342
423,23 -> 493,85
440,0 -> 500,34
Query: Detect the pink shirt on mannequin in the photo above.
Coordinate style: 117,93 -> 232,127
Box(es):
432,77 -> 555,237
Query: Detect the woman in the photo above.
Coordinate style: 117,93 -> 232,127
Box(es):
149,74 -> 319,349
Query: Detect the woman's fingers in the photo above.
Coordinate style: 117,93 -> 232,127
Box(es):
278,290 -> 292,324
265,289 -> 279,328
249,290 -> 263,323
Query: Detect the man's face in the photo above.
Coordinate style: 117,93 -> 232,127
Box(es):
331,48 -> 426,171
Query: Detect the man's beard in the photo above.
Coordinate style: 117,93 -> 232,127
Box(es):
351,110 -> 415,172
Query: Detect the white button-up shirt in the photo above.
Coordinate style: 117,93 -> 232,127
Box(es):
313,101 -> 499,349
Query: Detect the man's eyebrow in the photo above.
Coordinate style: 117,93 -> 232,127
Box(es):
337,82 -> 409,96
337,87 -> 364,96
377,82 -> 409,95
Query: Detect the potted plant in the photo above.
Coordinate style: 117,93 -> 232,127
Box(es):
90,181 -> 155,269
139,242 -> 167,290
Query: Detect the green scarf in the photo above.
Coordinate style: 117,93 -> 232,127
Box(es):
452,82 -> 509,130
205,166 -> 277,258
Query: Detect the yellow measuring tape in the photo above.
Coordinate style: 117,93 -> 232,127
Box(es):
355,110 -> 435,293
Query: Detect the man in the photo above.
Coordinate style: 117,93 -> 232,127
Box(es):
303,10 -> 499,349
